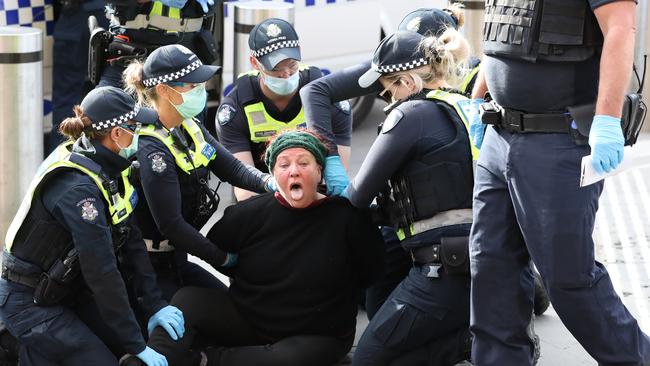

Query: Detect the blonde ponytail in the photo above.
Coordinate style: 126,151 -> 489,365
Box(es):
444,3 -> 465,29
123,59 -> 158,106
419,28 -> 470,88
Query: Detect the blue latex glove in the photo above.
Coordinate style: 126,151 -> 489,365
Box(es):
158,0 -> 188,9
147,305 -> 185,341
588,115 -> 624,174
468,98 -> 486,149
136,347 -> 168,366
196,0 -> 214,13
222,252 -> 238,268
324,156 -> 350,196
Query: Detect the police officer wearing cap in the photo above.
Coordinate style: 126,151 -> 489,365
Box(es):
98,0 -> 217,91
334,29 -> 475,366
215,18 -> 353,202
0,87 -> 183,366
469,1 -> 650,365
300,5 -> 550,322
123,44 -> 275,300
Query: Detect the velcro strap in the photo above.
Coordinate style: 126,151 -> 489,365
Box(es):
1,266 -> 40,288
501,108 -> 571,133
120,14 -> 203,33
410,245 -> 442,265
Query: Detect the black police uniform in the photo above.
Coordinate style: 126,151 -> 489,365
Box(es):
348,89 -> 474,366
99,0 -> 216,89
0,143 -> 165,365
216,67 -> 352,173
470,0 -> 650,364
134,119 -> 270,300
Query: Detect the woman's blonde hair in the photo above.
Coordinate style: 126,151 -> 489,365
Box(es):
123,59 -> 159,106
381,28 -> 470,94
445,3 -> 465,30
58,105 -> 110,141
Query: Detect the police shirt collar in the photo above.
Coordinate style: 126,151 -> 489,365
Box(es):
86,143 -> 131,179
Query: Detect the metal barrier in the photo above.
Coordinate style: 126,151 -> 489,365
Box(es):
0,27 -> 43,242
233,1 -> 294,82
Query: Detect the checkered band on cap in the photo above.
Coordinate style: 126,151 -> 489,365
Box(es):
374,58 -> 429,74
143,60 -> 203,87
92,105 -> 140,131
252,40 -> 300,59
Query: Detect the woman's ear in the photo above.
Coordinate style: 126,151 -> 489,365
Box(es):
155,83 -> 168,99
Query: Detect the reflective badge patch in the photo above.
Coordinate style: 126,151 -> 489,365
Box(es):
129,190 -> 138,208
202,143 -> 216,159
217,104 -> 237,125
336,100 -> 351,114
381,109 -> 404,133
150,153 -> 167,173
78,199 -> 98,222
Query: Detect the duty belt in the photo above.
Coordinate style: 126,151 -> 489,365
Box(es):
410,245 -> 442,265
410,209 -> 473,236
497,108 -> 572,134
1,266 -> 39,288
114,14 -> 203,33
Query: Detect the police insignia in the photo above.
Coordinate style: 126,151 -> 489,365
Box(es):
381,109 -> 404,133
151,154 -> 167,173
336,101 -> 351,114
407,17 -> 422,32
266,24 -> 282,38
217,104 -> 237,125
81,201 -> 98,222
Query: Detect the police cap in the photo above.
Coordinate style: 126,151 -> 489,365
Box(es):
142,45 -> 221,88
398,8 -> 459,36
81,86 -> 157,131
248,18 -> 301,70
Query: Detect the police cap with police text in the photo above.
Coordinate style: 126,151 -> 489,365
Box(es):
81,86 -> 158,131
398,8 -> 459,36
249,18 -> 301,70
142,44 -> 221,87
358,31 -> 428,88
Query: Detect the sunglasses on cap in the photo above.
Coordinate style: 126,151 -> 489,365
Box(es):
120,122 -> 141,133
166,81 -> 204,88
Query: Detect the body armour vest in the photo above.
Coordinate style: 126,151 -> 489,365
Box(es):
236,66 -> 314,144
4,143 -> 137,270
138,118 -> 217,174
383,90 -> 475,236
482,0 -> 603,62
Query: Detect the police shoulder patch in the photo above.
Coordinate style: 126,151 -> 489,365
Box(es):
149,152 -> 168,174
381,109 -> 404,134
77,198 -> 99,222
217,104 -> 237,126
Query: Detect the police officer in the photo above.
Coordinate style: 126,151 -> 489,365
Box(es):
215,18 -> 353,201
99,0 -> 217,90
0,87 -> 184,366
469,0 -> 650,365
300,5 -> 549,321
123,44 -> 275,300
49,0 -> 109,152
336,29 -> 475,366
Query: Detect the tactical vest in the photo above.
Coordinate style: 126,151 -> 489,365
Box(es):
482,0 -> 603,62
138,118 -> 217,174
236,66 -> 314,144
381,90 -> 475,240
4,143 -> 137,270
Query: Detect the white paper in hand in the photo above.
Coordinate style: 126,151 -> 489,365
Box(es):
580,146 -> 650,187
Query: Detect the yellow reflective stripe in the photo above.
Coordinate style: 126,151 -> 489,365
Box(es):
150,1 -> 163,16
459,65 -> 480,95
168,7 -> 181,19
244,102 -> 306,143
426,89 -> 480,161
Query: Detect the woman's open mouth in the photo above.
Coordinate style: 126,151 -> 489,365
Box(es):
289,182 -> 304,200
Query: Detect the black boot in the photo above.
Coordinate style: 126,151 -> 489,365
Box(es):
533,269 -> 550,316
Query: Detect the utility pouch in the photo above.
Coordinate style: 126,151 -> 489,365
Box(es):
479,100 -> 503,125
33,248 -> 80,306
194,29 -> 219,65
440,236 -> 470,276
621,93 -> 647,146
567,102 -> 595,146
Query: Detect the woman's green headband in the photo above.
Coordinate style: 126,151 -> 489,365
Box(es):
265,130 -> 327,172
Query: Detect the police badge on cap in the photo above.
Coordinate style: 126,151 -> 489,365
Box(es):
249,18 -> 301,70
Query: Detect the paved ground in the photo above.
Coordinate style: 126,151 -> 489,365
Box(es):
195,101 -> 650,365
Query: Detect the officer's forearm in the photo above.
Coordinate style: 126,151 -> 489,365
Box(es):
594,1 -> 637,118
471,68 -> 488,100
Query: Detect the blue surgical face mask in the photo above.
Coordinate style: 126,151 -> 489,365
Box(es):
262,72 -> 300,96
169,83 -> 207,119
117,127 -> 139,159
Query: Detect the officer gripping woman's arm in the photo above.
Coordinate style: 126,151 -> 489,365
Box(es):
123,45 -> 273,282
0,87 -> 183,366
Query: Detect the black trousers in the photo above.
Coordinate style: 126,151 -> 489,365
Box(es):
148,287 -> 353,366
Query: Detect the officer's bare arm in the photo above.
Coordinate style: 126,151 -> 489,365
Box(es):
471,67 -> 488,100
233,151 -> 259,201
593,0 -> 637,117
